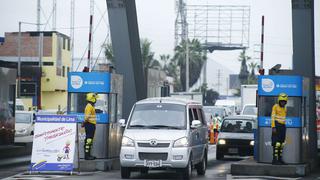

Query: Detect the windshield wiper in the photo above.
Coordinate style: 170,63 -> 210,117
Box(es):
147,125 -> 182,130
129,125 -> 148,128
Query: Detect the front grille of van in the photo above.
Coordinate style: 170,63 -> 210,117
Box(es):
138,152 -> 168,161
137,143 -> 170,148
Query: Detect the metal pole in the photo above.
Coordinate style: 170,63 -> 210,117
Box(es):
87,0 -> 94,71
37,0 -> 41,31
17,22 -> 22,98
259,15 -> 265,75
186,34 -> 189,92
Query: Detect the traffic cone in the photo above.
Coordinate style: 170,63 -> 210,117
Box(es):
210,130 -> 215,144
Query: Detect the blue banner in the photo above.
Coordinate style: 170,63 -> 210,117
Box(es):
30,162 -> 73,171
68,72 -> 111,93
258,75 -> 303,96
258,116 -> 302,128
36,115 -> 76,123
69,113 -> 109,124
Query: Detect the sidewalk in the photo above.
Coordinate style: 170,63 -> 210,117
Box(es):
0,155 -> 31,168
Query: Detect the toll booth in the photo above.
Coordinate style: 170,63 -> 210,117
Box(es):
257,75 -> 309,164
67,72 -> 123,159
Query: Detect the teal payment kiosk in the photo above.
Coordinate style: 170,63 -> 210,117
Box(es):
67,72 -> 123,159
257,75 -> 309,164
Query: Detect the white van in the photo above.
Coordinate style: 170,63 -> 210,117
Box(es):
119,97 -> 208,179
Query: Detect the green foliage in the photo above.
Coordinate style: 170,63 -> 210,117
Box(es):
193,83 -> 219,105
173,39 -> 207,91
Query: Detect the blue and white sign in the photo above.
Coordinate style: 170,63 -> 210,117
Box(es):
258,75 -> 303,96
258,116 -> 302,128
30,115 -> 77,172
68,72 -> 111,93
70,113 -> 109,124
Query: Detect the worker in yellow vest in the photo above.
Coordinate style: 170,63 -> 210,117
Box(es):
271,93 -> 288,165
83,93 -> 98,160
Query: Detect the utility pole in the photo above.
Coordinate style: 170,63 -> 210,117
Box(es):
17,22 -> 22,98
186,27 -> 189,92
70,0 -> 75,70
37,0 -> 41,31
217,69 -> 222,94
52,0 -> 57,31
87,0 -> 94,70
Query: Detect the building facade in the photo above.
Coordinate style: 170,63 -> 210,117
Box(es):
0,31 -> 71,110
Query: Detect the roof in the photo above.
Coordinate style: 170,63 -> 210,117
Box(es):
136,97 -> 201,106
224,115 -> 256,121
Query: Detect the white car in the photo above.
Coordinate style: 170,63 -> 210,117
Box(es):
15,111 -> 35,137
119,97 -> 208,179
240,104 -> 258,117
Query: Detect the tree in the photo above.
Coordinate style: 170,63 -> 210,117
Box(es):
192,83 -> 219,105
103,39 -> 161,80
103,43 -> 115,65
173,39 -> 206,91
248,62 -> 258,84
140,38 -> 161,80
238,50 -> 251,85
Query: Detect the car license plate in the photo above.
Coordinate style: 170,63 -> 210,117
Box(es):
228,148 -> 238,154
144,160 -> 162,167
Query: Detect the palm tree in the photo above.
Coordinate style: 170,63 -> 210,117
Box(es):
248,62 -> 258,84
173,39 -> 206,91
103,43 -> 114,65
140,38 -> 161,79
103,39 -> 161,79
238,50 -> 251,85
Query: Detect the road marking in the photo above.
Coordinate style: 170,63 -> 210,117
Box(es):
227,174 -> 303,180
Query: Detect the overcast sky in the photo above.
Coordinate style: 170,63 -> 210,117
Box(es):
0,0 -> 319,90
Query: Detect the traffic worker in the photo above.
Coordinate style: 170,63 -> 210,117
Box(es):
83,93 -> 98,160
213,113 -> 220,143
271,93 -> 288,165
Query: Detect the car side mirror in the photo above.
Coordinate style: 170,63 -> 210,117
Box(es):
95,109 -> 103,113
191,120 -> 201,129
119,119 -> 126,128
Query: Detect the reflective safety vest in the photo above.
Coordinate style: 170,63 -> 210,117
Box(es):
271,104 -> 287,128
85,103 -> 97,125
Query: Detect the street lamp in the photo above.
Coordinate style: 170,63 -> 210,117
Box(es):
17,21 -> 44,98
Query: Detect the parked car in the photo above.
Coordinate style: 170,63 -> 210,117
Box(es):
119,97 -> 208,179
216,116 -> 256,160
15,111 -> 35,137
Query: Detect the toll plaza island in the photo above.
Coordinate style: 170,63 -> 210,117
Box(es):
231,75 -> 313,177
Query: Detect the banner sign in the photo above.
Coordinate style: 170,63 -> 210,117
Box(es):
68,72 -> 111,93
30,115 -> 77,172
258,75 -> 303,96
258,116 -> 302,128
70,113 -> 109,124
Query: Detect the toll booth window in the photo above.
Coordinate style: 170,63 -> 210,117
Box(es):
258,96 -> 302,117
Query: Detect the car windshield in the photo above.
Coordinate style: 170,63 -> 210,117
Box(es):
128,103 -> 186,129
242,106 -> 257,115
203,107 -> 224,117
16,113 -> 31,123
220,119 -> 254,133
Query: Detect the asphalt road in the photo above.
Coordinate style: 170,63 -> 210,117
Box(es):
2,145 -> 246,180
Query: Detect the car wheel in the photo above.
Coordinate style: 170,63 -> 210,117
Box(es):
216,149 -> 224,160
182,157 -> 192,180
31,131 -> 34,135
196,152 -> 207,175
121,166 -> 131,179
140,168 -> 148,175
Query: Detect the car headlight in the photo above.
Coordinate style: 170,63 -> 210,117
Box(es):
250,140 -> 254,146
121,136 -> 135,147
173,137 -> 189,147
218,139 -> 226,145
18,128 -> 27,134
